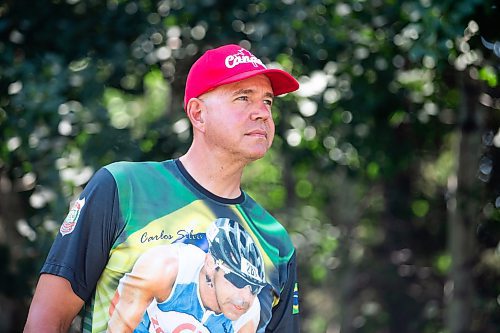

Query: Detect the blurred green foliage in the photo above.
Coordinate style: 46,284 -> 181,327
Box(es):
0,0 -> 499,332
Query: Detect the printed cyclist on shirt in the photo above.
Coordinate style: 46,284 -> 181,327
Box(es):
108,218 -> 267,333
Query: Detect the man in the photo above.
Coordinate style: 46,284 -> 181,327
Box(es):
24,44 -> 300,333
108,218 -> 266,333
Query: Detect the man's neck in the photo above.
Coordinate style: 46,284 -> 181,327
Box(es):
179,147 -> 247,199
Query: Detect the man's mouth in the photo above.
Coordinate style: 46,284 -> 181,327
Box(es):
246,129 -> 267,138
232,302 -> 248,312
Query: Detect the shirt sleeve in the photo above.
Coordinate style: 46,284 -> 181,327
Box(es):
41,167 -> 123,302
265,251 -> 300,333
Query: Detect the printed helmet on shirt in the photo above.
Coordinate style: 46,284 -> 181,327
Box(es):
206,218 -> 266,292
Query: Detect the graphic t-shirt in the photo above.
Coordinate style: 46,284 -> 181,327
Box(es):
41,159 -> 299,333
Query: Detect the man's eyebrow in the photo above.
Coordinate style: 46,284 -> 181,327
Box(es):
264,92 -> 274,99
232,89 -> 274,98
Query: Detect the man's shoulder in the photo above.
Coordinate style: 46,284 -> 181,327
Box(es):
103,159 -> 178,187
242,193 -> 285,228
104,159 -> 173,175
241,193 -> 295,257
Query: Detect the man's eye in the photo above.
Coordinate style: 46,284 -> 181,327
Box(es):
264,99 -> 273,106
236,96 -> 249,101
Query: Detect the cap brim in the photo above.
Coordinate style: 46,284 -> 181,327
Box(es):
215,68 -> 299,96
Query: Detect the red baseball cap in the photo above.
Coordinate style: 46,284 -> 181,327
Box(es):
184,44 -> 299,109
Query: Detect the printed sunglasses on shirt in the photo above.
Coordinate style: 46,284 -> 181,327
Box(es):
216,263 -> 265,295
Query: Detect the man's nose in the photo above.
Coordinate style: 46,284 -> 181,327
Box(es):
251,101 -> 271,120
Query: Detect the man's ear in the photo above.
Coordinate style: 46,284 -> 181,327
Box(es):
185,98 -> 206,132
204,253 -> 217,275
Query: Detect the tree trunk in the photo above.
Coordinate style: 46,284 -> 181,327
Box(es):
446,72 -> 482,333
331,170 -> 360,333
0,169 -> 30,332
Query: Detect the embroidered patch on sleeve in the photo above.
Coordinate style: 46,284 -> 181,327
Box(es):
60,197 -> 86,236
293,282 -> 299,314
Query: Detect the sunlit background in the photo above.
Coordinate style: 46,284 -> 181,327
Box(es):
0,0 -> 499,332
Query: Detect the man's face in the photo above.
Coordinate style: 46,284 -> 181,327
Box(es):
198,74 -> 275,163
212,265 -> 258,321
